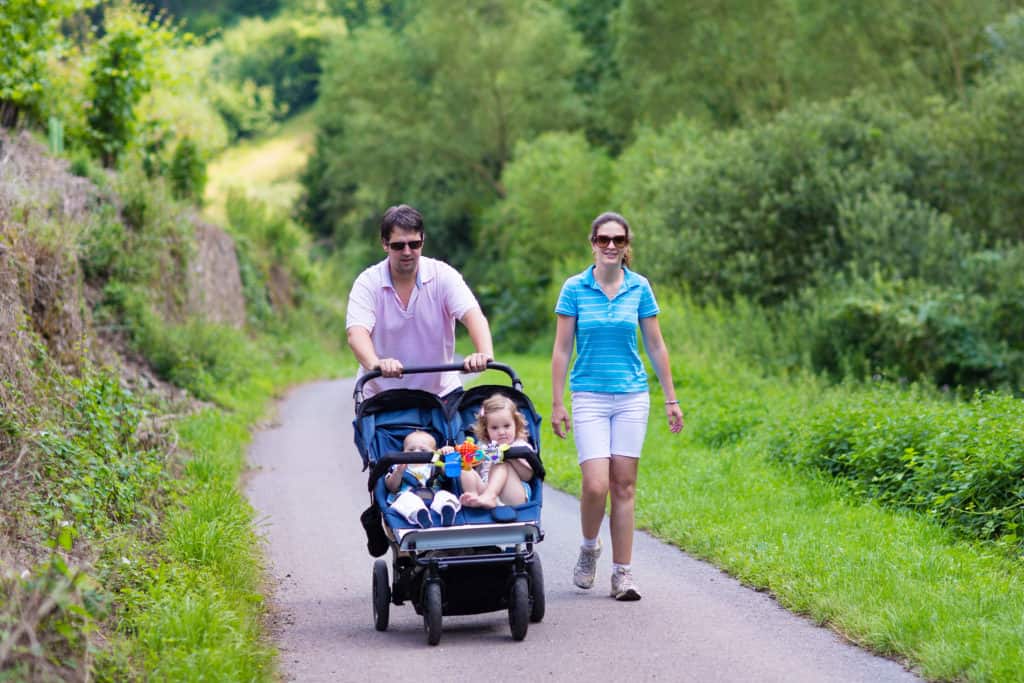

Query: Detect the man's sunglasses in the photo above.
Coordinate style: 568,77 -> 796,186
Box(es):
387,239 -> 423,251
592,234 -> 629,248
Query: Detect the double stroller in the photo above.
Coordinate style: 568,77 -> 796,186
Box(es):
354,362 -> 546,645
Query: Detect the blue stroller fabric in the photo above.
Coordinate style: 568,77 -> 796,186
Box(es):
355,384 -> 545,535
354,388 -> 452,472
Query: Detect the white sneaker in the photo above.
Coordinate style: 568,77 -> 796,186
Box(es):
573,540 -> 602,589
610,566 -> 641,601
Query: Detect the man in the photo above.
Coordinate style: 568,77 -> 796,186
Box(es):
346,204 -> 493,404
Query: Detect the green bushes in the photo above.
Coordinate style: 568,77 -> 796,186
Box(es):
0,0 -> 92,126
201,13 -> 346,142
32,370 -> 171,534
611,69 -> 1024,393
805,279 -> 1023,391
620,67 -> 1024,307
628,95 -> 934,306
169,136 -> 208,202
213,15 -> 343,117
225,191 -> 316,324
85,7 -> 178,168
769,385 -> 1024,549
108,283 -> 258,400
476,131 -> 611,350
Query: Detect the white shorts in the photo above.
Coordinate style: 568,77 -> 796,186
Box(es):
571,391 -> 650,463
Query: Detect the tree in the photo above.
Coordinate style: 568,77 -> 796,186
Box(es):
304,0 -> 587,265
86,5 -> 178,167
608,0 -> 1018,132
476,131 -> 612,348
0,0 -> 97,126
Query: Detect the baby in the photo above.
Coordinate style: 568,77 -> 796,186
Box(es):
386,430 -> 460,527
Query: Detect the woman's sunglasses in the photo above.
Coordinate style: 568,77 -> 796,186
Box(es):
592,234 -> 629,248
387,239 -> 423,251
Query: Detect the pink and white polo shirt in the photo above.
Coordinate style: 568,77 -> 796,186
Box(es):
346,256 -> 480,397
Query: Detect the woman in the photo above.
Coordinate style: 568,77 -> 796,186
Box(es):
551,211 -> 684,601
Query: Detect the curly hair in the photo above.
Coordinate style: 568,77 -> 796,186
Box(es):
473,393 -> 528,444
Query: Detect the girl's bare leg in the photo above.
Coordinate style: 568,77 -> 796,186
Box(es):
470,463 -> 509,508
459,470 -> 486,506
498,464 -> 527,505
608,455 -> 638,564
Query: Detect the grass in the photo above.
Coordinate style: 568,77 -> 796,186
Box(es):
480,352 -> 1024,682
202,109 -> 316,225
122,334 -> 350,681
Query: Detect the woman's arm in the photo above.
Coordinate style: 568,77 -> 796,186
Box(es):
640,316 -> 684,433
551,314 -> 576,438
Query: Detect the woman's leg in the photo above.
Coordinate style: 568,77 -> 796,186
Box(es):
571,391 -> 612,589
607,392 -> 649,565
579,458 -> 610,539
608,455 -> 639,564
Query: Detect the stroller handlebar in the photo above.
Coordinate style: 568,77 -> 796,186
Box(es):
353,360 -> 522,404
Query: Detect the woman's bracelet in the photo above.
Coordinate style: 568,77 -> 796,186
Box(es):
665,400 -> 679,405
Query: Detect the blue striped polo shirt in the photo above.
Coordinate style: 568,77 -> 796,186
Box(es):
554,265 -> 660,393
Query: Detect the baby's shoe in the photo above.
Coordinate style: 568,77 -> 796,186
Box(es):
431,490 -> 461,526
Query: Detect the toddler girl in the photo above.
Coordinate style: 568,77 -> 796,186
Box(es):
460,394 -> 534,509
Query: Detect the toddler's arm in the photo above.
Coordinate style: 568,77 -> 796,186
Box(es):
508,440 -> 534,480
385,463 -> 407,492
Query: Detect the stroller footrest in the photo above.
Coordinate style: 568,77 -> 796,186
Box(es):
398,523 -> 541,551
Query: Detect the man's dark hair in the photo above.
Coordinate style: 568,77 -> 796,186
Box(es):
380,204 -> 424,242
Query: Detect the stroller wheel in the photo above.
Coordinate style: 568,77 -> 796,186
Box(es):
528,553 -> 545,623
372,559 -> 390,631
423,581 -> 443,646
508,575 -> 529,641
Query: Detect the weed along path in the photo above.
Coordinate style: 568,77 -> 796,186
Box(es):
246,378 -> 921,683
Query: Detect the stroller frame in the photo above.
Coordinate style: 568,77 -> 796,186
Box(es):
354,362 -> 546,645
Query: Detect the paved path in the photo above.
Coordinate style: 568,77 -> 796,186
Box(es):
245,379 -> 921,682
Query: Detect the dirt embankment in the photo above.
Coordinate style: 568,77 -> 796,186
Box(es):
0,129 -> 246,383
0,128 -> 247,569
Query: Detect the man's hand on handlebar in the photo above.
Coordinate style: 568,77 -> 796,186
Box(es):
376,358 -> 404,377
462,353 -> 492,373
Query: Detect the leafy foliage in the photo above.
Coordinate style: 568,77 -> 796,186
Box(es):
211,14 -> 344,117
205,75 -> 283,142
169,136 -> 207,202
224,191 -> 316,325
609,0 -> 1016,132
621,95 -> 935,305
85,5 -> 178,167
303,0 -> 587,264
0,0 -> 97,126
147,0 -> 282,35
30,367 -> 170,535
475,131 -> 612,349
0,552 -> 107,680
769,386 -> 1024,549
805,278 -> 1023,391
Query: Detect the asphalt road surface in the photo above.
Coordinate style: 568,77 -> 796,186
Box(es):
245,378 -> 922,683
